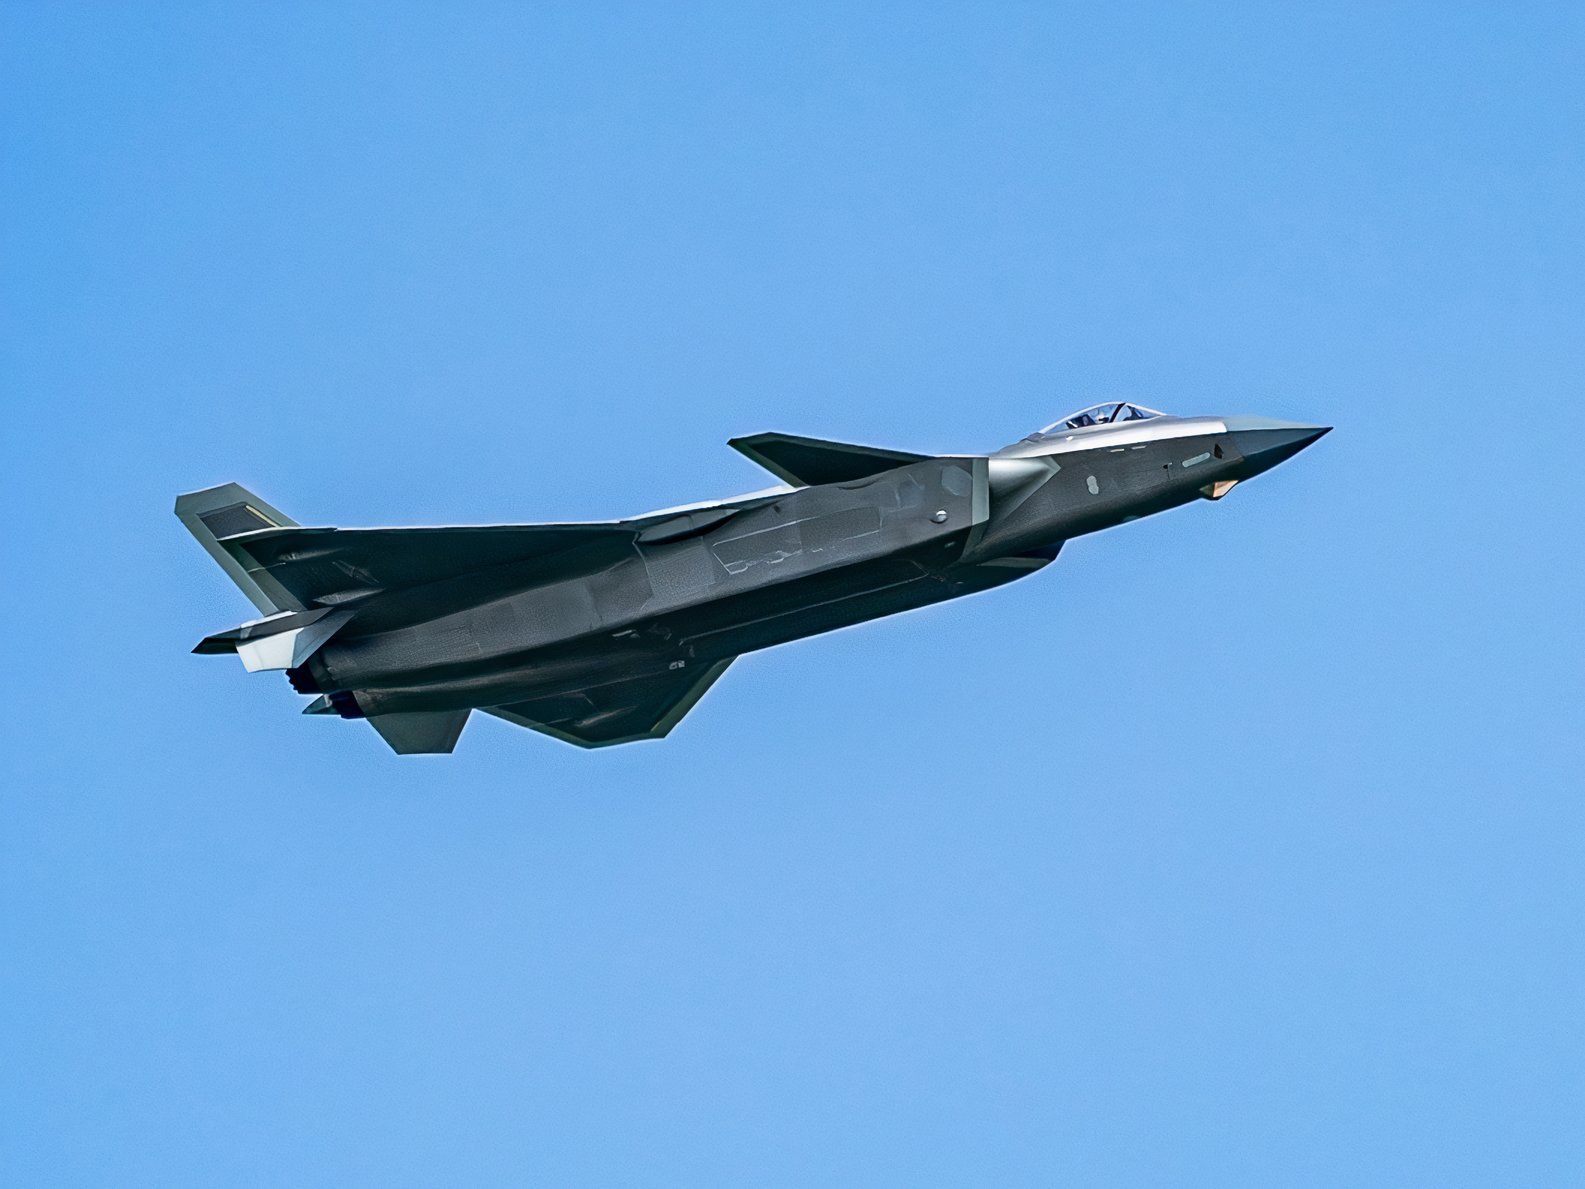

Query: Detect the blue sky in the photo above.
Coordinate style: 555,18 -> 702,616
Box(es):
3,3 -> 1581,1184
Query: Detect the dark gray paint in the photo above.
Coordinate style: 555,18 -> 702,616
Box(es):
177,414 -> 1328,752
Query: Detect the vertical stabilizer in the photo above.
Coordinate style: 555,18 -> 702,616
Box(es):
175,483 -> 303,613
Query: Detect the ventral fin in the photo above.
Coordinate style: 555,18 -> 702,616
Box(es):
366,709 -> 471,754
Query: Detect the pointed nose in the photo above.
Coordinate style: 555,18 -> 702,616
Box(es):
1222,417 -> 1331,478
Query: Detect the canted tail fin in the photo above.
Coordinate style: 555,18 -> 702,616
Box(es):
174,483 -> 304,613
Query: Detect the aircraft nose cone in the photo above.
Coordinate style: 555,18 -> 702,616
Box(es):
1222,418 -> 1331,478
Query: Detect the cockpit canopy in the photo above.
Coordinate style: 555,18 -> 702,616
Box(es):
1034,402 -> 1165,437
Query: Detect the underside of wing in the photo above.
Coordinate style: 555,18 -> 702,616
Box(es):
183,475 -> 794,614
219,522 -> 640,608
728,432 -> 928,487
484,659 -> 736,748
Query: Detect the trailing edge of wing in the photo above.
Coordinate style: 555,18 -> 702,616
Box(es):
484,659 -> 735,748
728,433 -> 928,487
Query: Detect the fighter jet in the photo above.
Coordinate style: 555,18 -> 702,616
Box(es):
178,404 -> 1328,753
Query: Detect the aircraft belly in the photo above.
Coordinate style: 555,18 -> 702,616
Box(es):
667,546 -> 1052,657
314,460 -> 993,713
317,458 -> 985,696
314,558 -> 644,690
347,544 -> 1051,718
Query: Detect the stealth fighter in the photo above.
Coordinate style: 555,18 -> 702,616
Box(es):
178,404 -> 1328,753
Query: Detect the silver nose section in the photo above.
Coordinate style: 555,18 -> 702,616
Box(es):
1222,417 -> 1331,479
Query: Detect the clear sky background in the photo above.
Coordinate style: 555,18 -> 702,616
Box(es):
3,3 -> 1581,1184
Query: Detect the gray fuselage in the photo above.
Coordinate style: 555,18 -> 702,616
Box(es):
302,415 -> 1318,718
